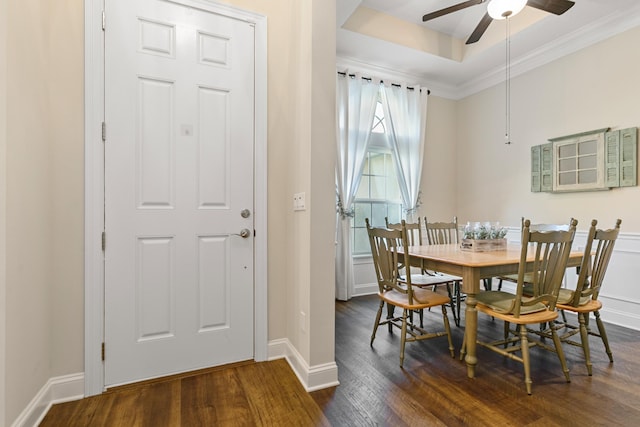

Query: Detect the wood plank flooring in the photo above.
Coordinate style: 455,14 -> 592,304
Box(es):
313,294 -> 640,426
41,294 -> 640,426
40,359 -> 330,426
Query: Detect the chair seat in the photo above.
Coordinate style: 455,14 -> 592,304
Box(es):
408,273 -> 464,327
522,286 -> 591,306
556,298 -> 602,314
476,301 -> 559,325
408,273 -> 461,286
556,288 -> 590,306
379,288 -> 450,311
476,290 -> 547,315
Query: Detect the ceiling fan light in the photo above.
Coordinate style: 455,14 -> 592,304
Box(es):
487,0 -> 527,20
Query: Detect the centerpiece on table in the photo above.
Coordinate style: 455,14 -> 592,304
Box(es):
460,222 -> 508,252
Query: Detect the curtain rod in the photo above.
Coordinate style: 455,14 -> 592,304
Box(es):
337,71 -> 430,95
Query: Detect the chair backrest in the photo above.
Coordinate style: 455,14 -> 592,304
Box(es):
521,216 -> 573,232
510,218 -> 578,316
366,218 -> 416,303
570,219 -> 621,307
385,217 -> 423,246
424,216 -> 459,245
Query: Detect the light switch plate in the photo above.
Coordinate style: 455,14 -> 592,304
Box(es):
293,192 -> 306,211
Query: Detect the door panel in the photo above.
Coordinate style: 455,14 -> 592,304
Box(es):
104,0 -> 255,387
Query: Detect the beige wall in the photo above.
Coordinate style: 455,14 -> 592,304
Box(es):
8,0 -> 637,423
456,27 -> 640,231
308,0 -> 337,367
48,0 -> 85,380
3,0 -> 84,423
5,0 -> 54,423
419,95 -> 458,221
1,0 -> 7,420
221,0 -> 336,364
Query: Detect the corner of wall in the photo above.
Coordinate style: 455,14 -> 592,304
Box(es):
268,338 -> 340,392
0,0 -> 8,419
10,373 -> 84,427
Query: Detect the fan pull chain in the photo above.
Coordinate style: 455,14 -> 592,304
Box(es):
505,17 -> 511,145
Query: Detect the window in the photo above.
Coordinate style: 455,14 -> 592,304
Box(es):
352,101 -> 403,255
554,132 -> 603,191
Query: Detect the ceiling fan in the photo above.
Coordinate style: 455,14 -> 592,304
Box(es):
422,0 -> 575,45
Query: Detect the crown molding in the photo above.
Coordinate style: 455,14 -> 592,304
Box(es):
456,3 -> 640,99
338,4 -> 640,100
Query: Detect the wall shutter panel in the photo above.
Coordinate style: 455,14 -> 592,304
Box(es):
620,127 -> 637,187
605,130 -> 620,188
531,145 -> 541,192
540,142 -> 553,192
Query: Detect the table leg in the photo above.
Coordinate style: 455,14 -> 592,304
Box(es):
464,292 -> 478,378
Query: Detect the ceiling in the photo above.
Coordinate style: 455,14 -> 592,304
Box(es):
336,0 -> 640,99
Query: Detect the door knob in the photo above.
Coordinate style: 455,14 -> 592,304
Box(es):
234,228 -> 251,238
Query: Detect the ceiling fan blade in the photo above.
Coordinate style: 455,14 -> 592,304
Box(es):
423,0 -> 486,22
466,12 -> 493,44
527,0 -> 575,15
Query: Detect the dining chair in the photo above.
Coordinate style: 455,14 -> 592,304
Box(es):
385,216 -> 423,247
424,216 -> 459,245
385,217 -> 424,275
534,219 -> 621,375
423,216 -> 464,326
366,219 -> 455,367
386,217 -> 464,327
461,218 -> 578,394
495,217 -> 574,291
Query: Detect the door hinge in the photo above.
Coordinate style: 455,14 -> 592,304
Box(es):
101,342 -> 105,361
102,10 -> 106,31
101,231 -> 106,251
101,122 -> 106,142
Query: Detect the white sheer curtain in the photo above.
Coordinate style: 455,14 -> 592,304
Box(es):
335,72 -> 379,301
381,83 -> 428,223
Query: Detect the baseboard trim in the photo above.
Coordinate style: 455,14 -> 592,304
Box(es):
268,338 -> 340,392
353,282 -> 377,297
12,373 -> 84,427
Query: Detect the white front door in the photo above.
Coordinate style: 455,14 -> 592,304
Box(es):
104,0 -> 255,387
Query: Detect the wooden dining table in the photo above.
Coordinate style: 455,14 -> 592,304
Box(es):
401,243 -> 585,379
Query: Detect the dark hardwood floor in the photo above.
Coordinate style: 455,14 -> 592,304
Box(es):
41,294 -> 640,426
313,294 -> 640,426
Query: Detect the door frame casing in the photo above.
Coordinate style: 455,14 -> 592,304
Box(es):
84,0 -> 268,396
